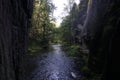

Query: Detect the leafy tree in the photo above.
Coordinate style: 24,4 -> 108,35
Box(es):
29,0 -> 55,52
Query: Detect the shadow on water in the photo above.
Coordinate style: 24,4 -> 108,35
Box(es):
26,44 -> 81,80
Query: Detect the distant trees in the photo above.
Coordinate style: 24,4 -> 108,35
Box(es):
60,0 -> 88,45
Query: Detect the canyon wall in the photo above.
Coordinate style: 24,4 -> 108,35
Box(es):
0,0 -> 33,80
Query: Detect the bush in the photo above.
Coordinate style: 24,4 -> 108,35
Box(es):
62,44 -> 81,57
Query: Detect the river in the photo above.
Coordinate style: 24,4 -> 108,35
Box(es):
27,44 -> 81,80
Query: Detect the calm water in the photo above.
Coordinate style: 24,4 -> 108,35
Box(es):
27,44 -> 81,80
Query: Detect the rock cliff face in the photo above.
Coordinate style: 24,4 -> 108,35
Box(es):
73,0 -> 88,44
83,0 -> 120,79
0,0 -> 33,80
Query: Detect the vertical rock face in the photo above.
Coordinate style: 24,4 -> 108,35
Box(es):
0,0 -> 33,80
83,0 -> 120,79
77,0 -> 88,25
83,0 -> 112,73
74,0 -> 89,44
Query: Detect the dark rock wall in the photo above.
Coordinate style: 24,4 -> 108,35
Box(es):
77,0 -> 88,25
73,0 -> 89,44
83,0 -> 120,79
0,0 -> 33,80
84,0 -> 112,73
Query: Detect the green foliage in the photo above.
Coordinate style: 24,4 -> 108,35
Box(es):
62,44 -> 81,56
68,45 -> 80,56
29,0 -> 56,52
49,27 -> 62,44
59,2 -> 79,45
60,16 -> 72,44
